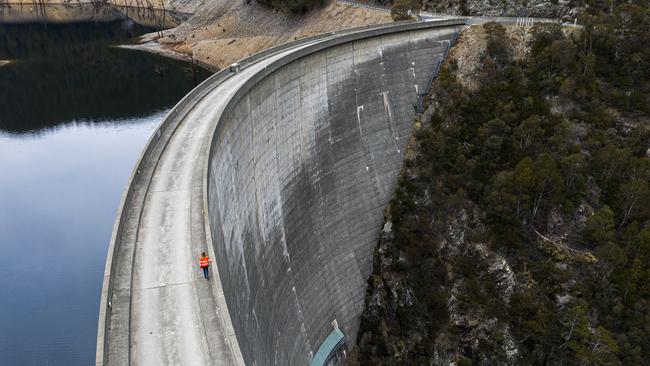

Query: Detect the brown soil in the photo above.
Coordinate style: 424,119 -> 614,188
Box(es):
446,25 -> 487,92
445,24 -> 535,92
149,0 -> 392,70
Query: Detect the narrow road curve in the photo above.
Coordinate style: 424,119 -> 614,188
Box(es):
128,38 -> 334,366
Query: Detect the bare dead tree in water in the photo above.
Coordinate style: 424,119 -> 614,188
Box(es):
31,0 -> 47,26
152,0 -> 167,38
183,55 -> 199,87
91,0 -> 105,8
157,0 -> 167,36
153,63 -> 167,78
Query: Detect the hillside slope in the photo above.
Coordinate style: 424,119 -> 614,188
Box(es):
351,4 -> 650,363
150,0 -> 392,69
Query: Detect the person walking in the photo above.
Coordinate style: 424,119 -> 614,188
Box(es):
199,252 -> 214,279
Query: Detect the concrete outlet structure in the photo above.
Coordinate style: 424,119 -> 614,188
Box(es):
97,19 -> 466,366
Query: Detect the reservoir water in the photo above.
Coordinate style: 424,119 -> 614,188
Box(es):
0,20 -> 210,365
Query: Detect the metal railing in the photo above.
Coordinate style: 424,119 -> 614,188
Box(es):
415,30 -> 459,113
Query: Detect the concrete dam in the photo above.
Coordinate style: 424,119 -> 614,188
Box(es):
97,19 -> 466,366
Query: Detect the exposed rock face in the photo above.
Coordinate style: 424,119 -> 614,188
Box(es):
107,0 -> 204,16
351,184 -> 523,365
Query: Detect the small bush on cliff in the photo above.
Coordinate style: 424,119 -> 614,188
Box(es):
390,0 -> 420,20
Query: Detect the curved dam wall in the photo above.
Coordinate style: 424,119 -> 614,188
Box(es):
206,23 -> 462,366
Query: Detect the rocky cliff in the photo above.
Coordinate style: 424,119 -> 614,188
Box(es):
350,9 -> 650,363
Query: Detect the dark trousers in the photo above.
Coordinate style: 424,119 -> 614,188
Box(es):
202,266 -> 209,278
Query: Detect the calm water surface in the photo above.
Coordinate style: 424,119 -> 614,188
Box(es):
0,20 -> 210,365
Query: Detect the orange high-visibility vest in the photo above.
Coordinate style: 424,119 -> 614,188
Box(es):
200,257 -> 209,268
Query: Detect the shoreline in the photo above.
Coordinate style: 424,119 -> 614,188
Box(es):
0,0 -> 393,75
0,2 -> 206,69
117,32 -> 220,73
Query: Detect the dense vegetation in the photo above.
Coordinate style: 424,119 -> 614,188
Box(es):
353,2 -> 649,365
384,0 -> 427,19
382,0 -> 577,18
254,0 -> 326,13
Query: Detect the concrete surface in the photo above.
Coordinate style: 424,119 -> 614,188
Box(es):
98,19 -> 465,366
207,23 -> 461,366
